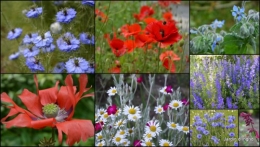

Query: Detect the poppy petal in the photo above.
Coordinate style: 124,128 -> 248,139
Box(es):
57,86 -> 76,111
31,118 -> 55,129
2,113 -> 32,128
39,81 -> 59,106
56,119 -> 94,146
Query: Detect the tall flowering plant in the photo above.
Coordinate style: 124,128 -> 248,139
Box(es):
95,74 -> 189,146
1,74 -> 94,146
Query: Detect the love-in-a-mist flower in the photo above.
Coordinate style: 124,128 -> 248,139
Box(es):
1,74 -> 94,145
56,8 -> 76,23
52,62 -> 66,73
107,104 -> 117,115
25,7 -> 42,18
197,134 -> 202,139
167,122 -> 179,130
96,140 -> 105,146
169,100 -> 183,110
232,5 -> 245,21
23,33 -> 38,44
33,31 -> 53,48
177,126 -> 189,134
57,32 -> 80,52
80,33 -> 95,45
82,0 -> 94,6
7,28 -> 22,40
23,45 -> 40,58
154,105 -> 164,114
145,120 -> 162,136
65,57 -> 90,73
123,105 -> 142,121
107,87 -> 117,96
112,134 -> 125,146
159,139 -> 173,146
229,132 -> 235,137
25,57 -> 45,72
9,52 -> 20,60
42,44 -> 56,53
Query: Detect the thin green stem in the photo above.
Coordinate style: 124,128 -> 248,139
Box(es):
52,128 -> 55,142
157,43 -> 162,72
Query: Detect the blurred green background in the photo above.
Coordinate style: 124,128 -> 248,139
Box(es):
1,74 -> 94,146
1,1 -> 94,73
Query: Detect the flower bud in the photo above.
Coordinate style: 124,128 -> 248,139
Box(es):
240,24 -> 249,37
50,22 -> 62,34
248,24 -> 255,35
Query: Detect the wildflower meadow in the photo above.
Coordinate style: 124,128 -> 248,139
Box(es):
190,55 -> 259,109
95,1 -> 189,73
1,74 -> 94,146
190,1 -> 259,54
1,1 -> 94,73
190,110 -> 239,146
95,74 -> 189,146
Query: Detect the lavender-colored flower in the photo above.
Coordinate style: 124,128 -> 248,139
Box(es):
226,97 -> 233,109
82,0 -> 94,6
25,7 -> 42,18
215,77 -> 224,109
192,92 -> 204,109
23,33 -> 38,44
85,64 -> 94,73
33,31 -> 53,47
203,130 -> 209,135
229,132 -> 235,137
197,134 -> 202,139
211,36 -> 222,52
210,19 -> 225,29
23,46 -> 40,58
232,5 -> 245,21
56,8 -> 76,24
42,44 -> 56,53
7,28 -> 22,40
234,142 -> 238,146
65,57 -> 90,73
9,52 -> 20,60
57,32 -> 80,52
25,57 -> 45,72
79,33 -> 94,45
52,62 -> 66,73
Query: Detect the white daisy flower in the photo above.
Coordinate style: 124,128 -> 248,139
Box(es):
159,139 -> 173,146
116,129 -> 128,136
177,126 -> 189,134
114,119 -> 127,129
145,120 -> 162,136
96,132 -> 103,141
122,139 -> 130,146
107,87 -> 117,96
140,140 -> 155,146
123,105 -> 142,121
154,105 -> 164,114
127,127 -> 135,136
128,114 -> 141,121
97,108 -> 106,117
143,132 -> 155,141
167,122 -> 179,130
96,140 -> 105,146
110,108 -> 122,120
100,112 -> 110,123
159,86 -> 173,95
169,100 -> 183,110
112,134 -> 125,146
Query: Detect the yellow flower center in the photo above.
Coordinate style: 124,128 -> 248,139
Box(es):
182,126 -> 189,131
98,135 -> 102,140
115,137 -> 121,142
128,108 -> 136,114
146,133 -> 152,138
103,113 -> 108,118
100,111 -> 104,115
120,131 -> 125,135
163,142 -> 170,146
98,143 -> 103,146
158,108 -> 162,112
112,89 -> 117,93
150,126 -> 156,132
128,129 -> 133,134
133,115 -> 137,120
118,121 -> 123,126
171,123 -> 176,128
173,102 -> 179,107
146,141 -> 152,146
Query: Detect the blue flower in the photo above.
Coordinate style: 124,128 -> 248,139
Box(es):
211,36 -> 222,52
7,28 -> 22,40
210,19 -> 225,29
52,62 -> 66,73
85,64 -> 94,73
9,52 -> 20,60
232,5 -> 245,21
65,57 -> 90,73
42,44 -> 56,53
23,46 -> 40,58
57,32 -> 80,52
56,8 -> 76,24
25,57 -> 45,72
226,97 -> 233,109
79,33 -> 94,45
23,33 -> 38,44
82,0 -> 94,6
25,7 -> 42,18
229,132 -> 235,137
234,142 -> 238,146
197,134 -> 202,139
33,31 -> 53,47
203,130 -> 209,135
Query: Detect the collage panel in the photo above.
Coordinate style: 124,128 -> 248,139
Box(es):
1,74 -> 95,146
190,1 -> 259,54
190,55 -> 259,109
95,74 -> 189,146
95,1 -> 189,73
190,110 -> 239,146
1,1 -> 94,73
239,110 -> 259,146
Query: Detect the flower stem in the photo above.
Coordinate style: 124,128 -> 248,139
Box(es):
52,128 -> 55,142
157,43 -> 161,72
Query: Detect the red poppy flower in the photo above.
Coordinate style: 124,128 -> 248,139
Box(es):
1,74 -> 94,146
105,33 -> 127,57
95,9 -> 108,22
109,60 -> 121,73
143,17 -> 157,24
158,0 -> 181,7
163,11 -> 176,23
133,6 -> 154,21
121,23 -> 141,38
134,32 -> 154,48
124,40 -> 136,53
159,50 -> 180,72
145,20 -> 182,48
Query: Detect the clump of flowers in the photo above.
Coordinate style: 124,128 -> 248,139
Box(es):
95,74 -> 189,146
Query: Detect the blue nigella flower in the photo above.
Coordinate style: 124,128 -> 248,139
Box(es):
57,32 -> 80,52
210,19 -> 225,29
23,46 -> 40,58
65,57 -> 90,73
85,63 -> 94,73
23,33 -> 38,44
9,52 -> 20,60
79,33 -> 94,45
82,0 -> 94,6
211,36 -> 222,52
52,62 -> 66,73
203,130 -> 209,135
56,8 -> 76,24
7,28 -> 22,40
42,44 -> 56,53
229,132 -> 235,137
25,57 -> 45,72
197,134 -> 202,139
234,142 -> 238,146
25,7 -> 42,18
232,5 -> 245,22
33,31 -> 53,47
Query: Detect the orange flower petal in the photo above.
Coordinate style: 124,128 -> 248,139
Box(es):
31,118 -> 55,129
39,81 -> 59,106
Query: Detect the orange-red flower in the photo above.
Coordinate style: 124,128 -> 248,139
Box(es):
159,50 -> 180,72
145,20 -> 182,48
1,74 -> 94,146
158,0 -> 181,7
109,60 -> 121,73
163,11 -> 176,23
133,5 -> 154,21
143,17 -> 157,24
134,32 -> 154,48
121,23 -> 141,38
95,9 -> 108,22
105,33 -> 127,57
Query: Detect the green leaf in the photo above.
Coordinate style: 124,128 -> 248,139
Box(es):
223,34 -> 245,54
230,22 -> 243,33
